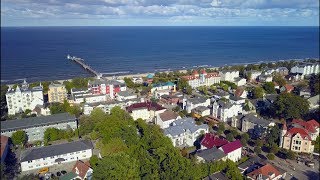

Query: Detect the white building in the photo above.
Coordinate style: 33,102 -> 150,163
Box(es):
192,106 -> 211,117
219,140 -> 242,162
88,78 -> 126,99
219,70 -> 240,82
290,63 -> 320,76
234,78 -> 247,86
181,69 -> 220,89
183,97 -> 211,113
20,140 -> 93,172
245,70 -> 262,81
156,110 -> 181,129
164,117 -> 209,147
1,113 -> 77,142
6,80 -> 44,115
151,82 -> 176,93
258,75 -> 273,82
212,100 -> 243,122
116,90 -> 137,101
126,102 -> 166,121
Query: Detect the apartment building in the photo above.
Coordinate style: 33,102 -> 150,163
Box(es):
48,83 -> 67,103
290,63 -> 320,76
181,69 -> 220,89
219,70 -> 239,82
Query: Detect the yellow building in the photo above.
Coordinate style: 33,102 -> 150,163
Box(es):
48,83 -> 67,103
279,120 -> 319,154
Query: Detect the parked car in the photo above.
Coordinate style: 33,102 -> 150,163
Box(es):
306,161 -> 315,168
61,170 -> 67,175
56,172 -> 61,176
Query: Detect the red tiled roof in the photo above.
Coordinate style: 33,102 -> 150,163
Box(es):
235,88 -> 244,97
285,127 -> 311,140
1,135 -> 9,159
205,72 -> 220,78
181,72 -> 220,81
201,69 -> 207,74
284,84 -> 294,92
126,101 -> 165,113
247,163 -> 281,179
193,70 -> 199,75
201,133 -> 228,149
72,160 -> 91,179
221,139 -> 242,154
292,119 -> 319,133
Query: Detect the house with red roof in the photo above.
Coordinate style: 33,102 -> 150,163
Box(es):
1,135 -> 9,163
60,160 -> 93,180
200,133 -> 228,149
181,69 -> 220,89
246,163 -> 286,180
279,119 -> 319,153
218,139 -> 242,162
126,101 -> 166,121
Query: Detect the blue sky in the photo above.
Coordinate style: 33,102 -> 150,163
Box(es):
1,0 -> 319,26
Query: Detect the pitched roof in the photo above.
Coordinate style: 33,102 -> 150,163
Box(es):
72,160 -> 91,179
196,147 -> 226,162
220,139 -> 242,154
126,101 -> 165,113
235,88 -> 244,97
146,74 -> 154,79
20,140 -> 93,162
159,110 -> 179,122
1,135 -> 9,159
241,113 -> 271,127
292,119 -> 319,133
200,133 -> 228,149
164,117 -> 208,136
1,113 -> 76,132
284,84 -> 294,92
247,163 -> 281,179
285,127 -> 311,140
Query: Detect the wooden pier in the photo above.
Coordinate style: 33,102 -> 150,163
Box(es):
67,55 -> 102,78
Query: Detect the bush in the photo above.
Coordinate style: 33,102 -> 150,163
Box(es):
254,146 -> 262,154
286,150 -> 296,160
267,153 -> 275,160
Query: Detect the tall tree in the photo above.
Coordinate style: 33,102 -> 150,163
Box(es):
11,131 -> 28,146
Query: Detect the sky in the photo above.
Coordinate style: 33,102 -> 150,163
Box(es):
1,0 -> 319,26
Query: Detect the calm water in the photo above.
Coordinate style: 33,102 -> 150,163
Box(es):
1,26 -> 319,83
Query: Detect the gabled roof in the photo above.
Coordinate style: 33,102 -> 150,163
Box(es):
1,113 -> 76,132
247,163 -> 281,180
292,119 -> 319,133
235,88 -> 244,97
284,84 -> 294,92
200,133 -> 228,149
164,117 -> 208,136
285,127 -> 311,140
1,135 -> 9,159
21,140 -> 93,162
241,113 -> 271,127
196,147 -> 226,162
220,139 -> 242,154
72,160 -> 91,179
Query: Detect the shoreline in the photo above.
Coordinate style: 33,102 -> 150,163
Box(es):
1,58 -> 317,86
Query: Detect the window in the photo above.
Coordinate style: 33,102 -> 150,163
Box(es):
82,150 -> 86,153
51,156 -> 54,159
28,166 -> 33,168
76,151 -> 80,154
36,164 -> 40,167
28,160 -> 32,163
43,158 -> 46,160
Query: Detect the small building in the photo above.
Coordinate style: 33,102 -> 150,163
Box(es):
1,135 -> 9,163
246,163 -> 286,180
241,113 -> 275,138
219,139 -> 242,162
156,110 -> 181,129
32,104 -> 51,116
200,133 -> 228,150
60,160 -> 93,180
192,106 -> 211,117
88,78 -> 126,99
195,147 -> 227,163
20,140 -> 93,172
151,82 -> 176,93
164,117 -> 209,147
126,101 -> 166,121
245,70 -> 262,82
308,95 -> 319,110
74,94 -> 107,104
212,100 -> 243,123
279,84 -> 294,93
286,73 -> 304,82
48,83 -> 68,103
183,96 -> 210,113
159,94 -> 181,105
1,113 -> 77,142
116,90 -> 137,101
234,77 -> 247,86
132,77 -> 143,84
258,75 -> 273,83
146,74 -> 154,84
238,156 -> 265,174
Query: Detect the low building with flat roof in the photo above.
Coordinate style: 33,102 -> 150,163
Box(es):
1,113 -> 77,142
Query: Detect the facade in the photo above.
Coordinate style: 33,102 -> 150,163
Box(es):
279,119 -> 319,153
290,63 -> 320,76
275,67 -> 289,76
48,83 -> 67,103
88,78 -> 126,99
156,110 -> 181,129
6,80 -> 44,115
151,82 -> 176,93
219,139 -> 242,162
164,117 -> 209,147
234,78 -> 247,86
192,106 -> 211,117
74,94 -> 107,104
212,100 -> 243,122
116,90 -> 137,101
126,102 -> 166,121
1,135 -> 9,163
1,113 -> 77,142
219,70 -> 239,82
245,70 -> 262,81
181,70 -> 220,89
183,97 -> 210,113
20,140 -> 93,172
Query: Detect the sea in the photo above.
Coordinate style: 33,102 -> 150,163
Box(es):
1,26 -> 319,84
